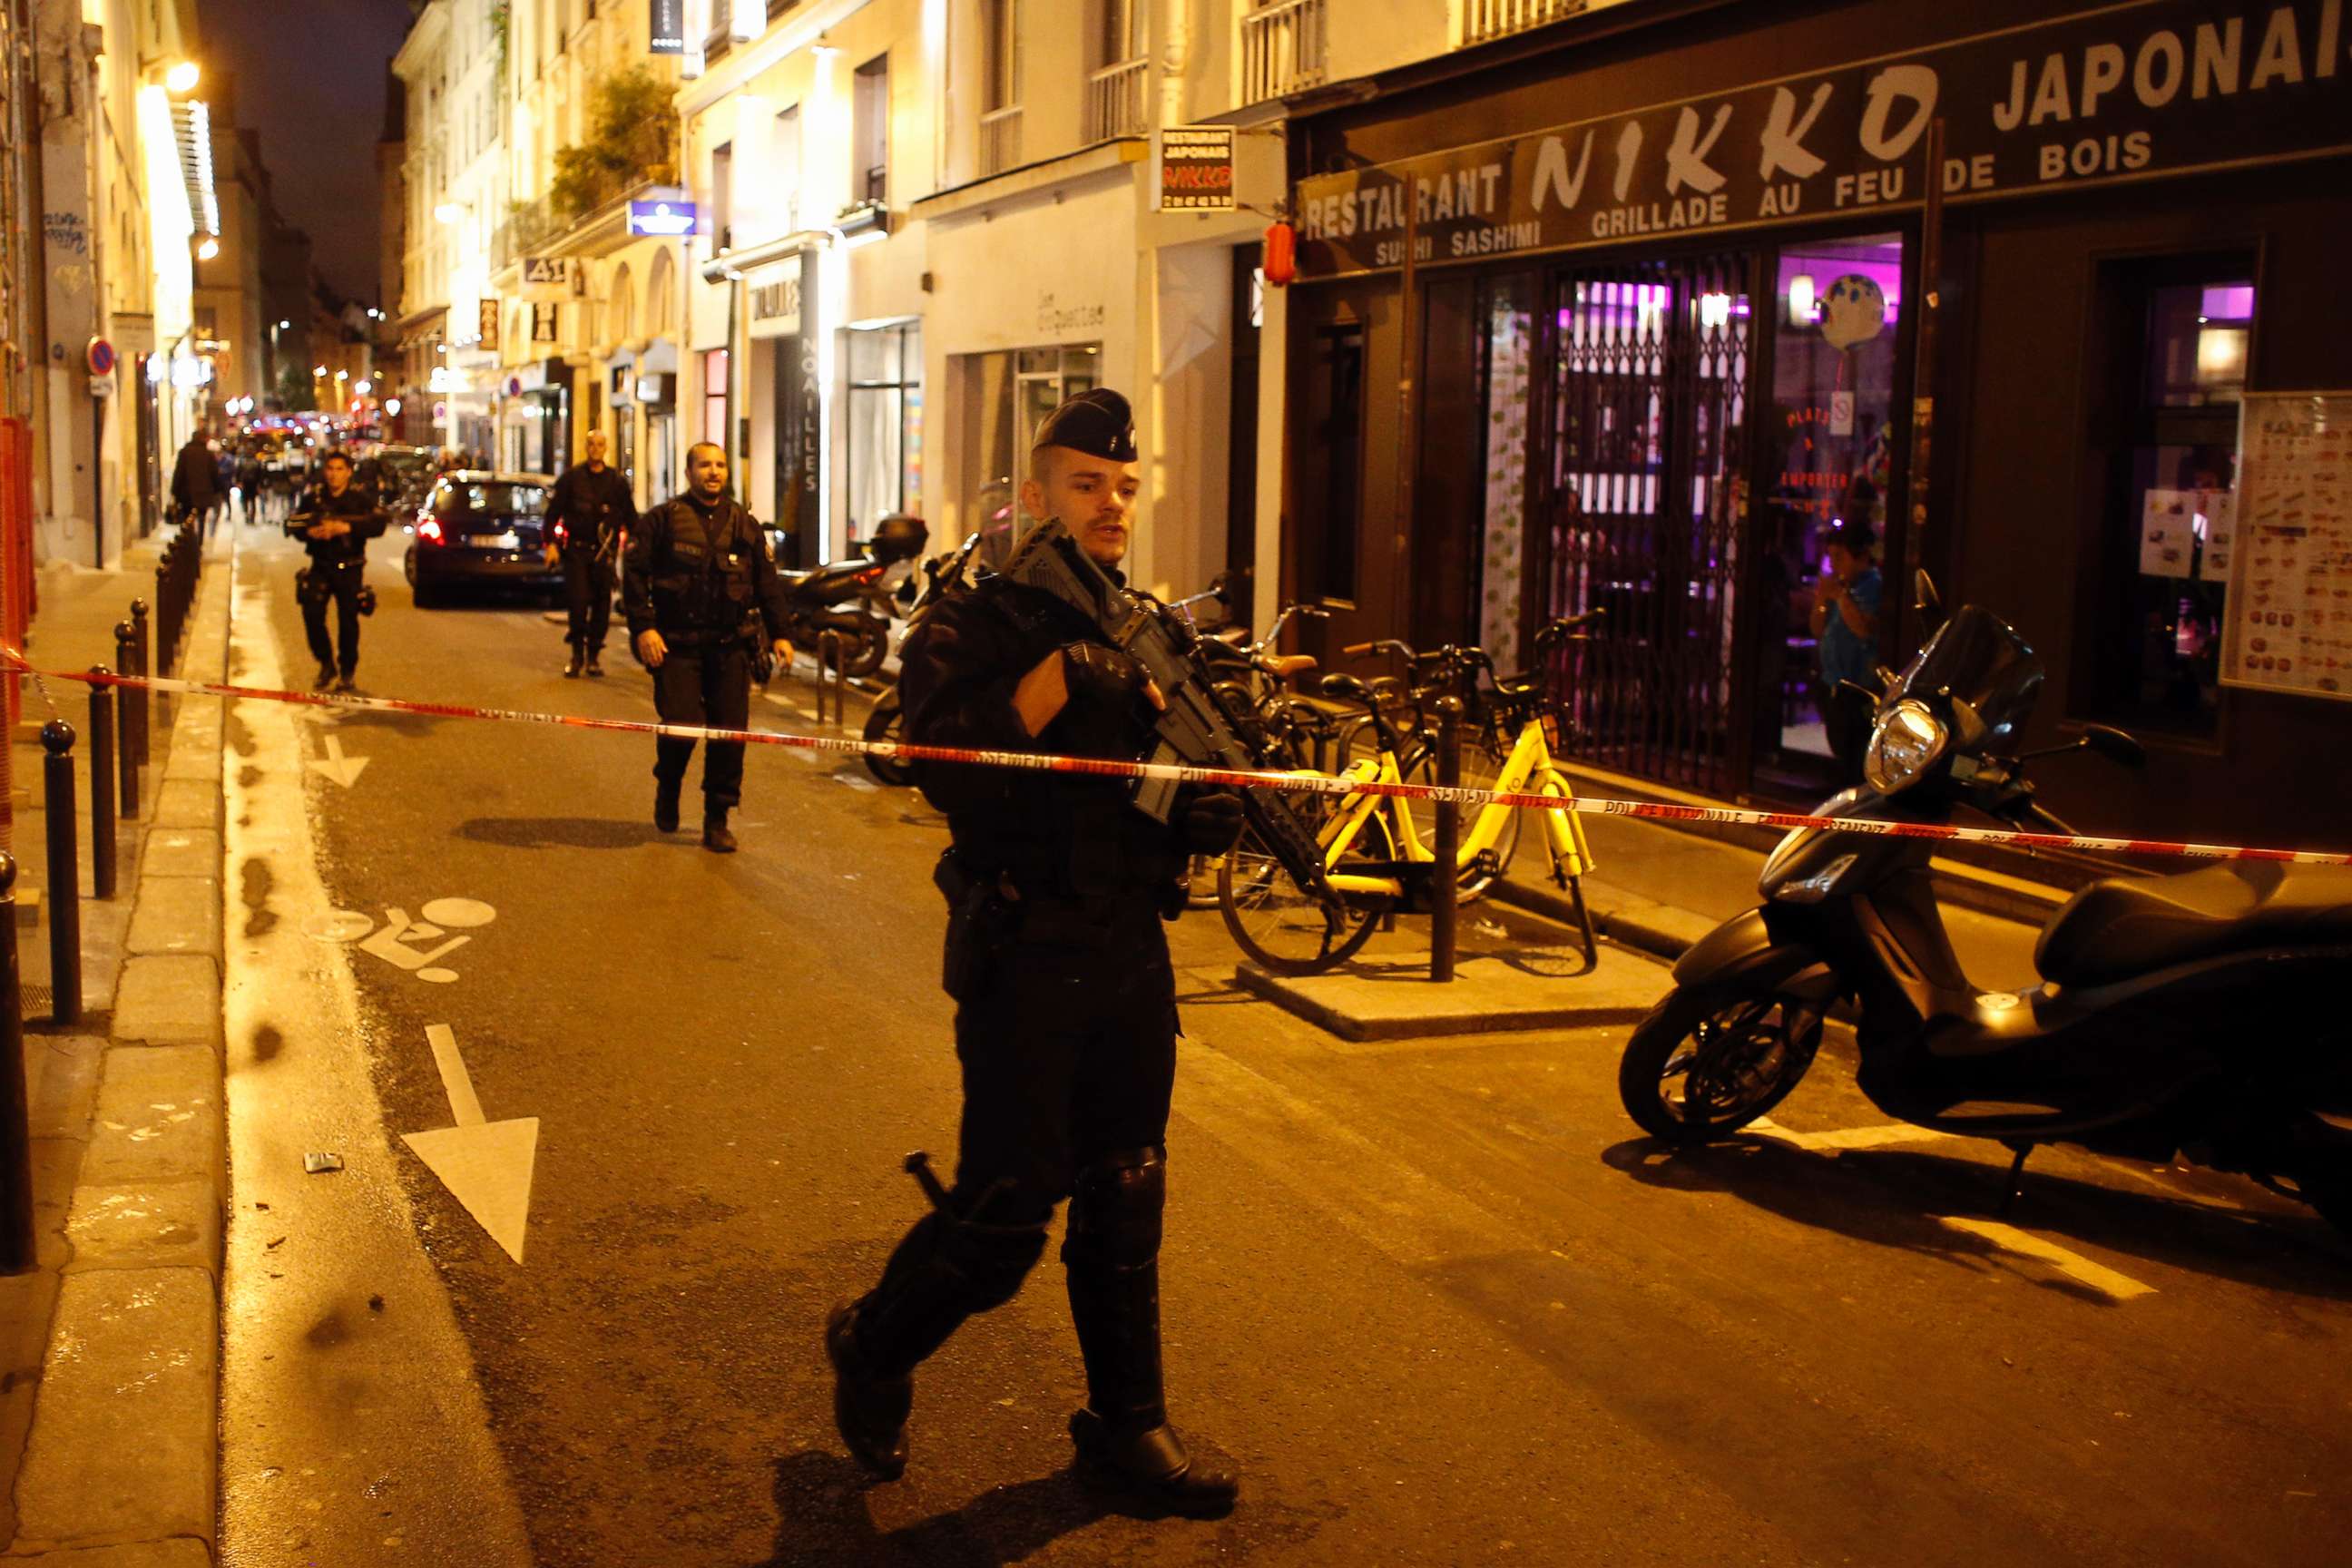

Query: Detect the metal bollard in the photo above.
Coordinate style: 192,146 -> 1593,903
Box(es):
155,556 -> 174,677
0,853 -> 32,1273
815,631 -> 844,728
113,627 -> 142,819
127,600 -> 151,771
88,672 -> 116,900
1429,696 -> 1462,985
40,721 -> 79,1025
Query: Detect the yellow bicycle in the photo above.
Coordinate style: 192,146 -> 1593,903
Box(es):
1218,624 -> 1600,975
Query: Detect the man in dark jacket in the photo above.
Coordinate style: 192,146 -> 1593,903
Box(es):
824,388 -> 1245,1516
170,435 -> 220,526
287,451 -> 389,691
544,429 -> 636,678
621,441 -> 792,852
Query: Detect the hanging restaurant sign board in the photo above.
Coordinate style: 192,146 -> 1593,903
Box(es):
648,0 -> 685,54
518,257 -> 573,300
477,298 -> 500,352
1159,126 -> 1237,211
1290,0 -> 2352,279
2220,389 -> 2352,702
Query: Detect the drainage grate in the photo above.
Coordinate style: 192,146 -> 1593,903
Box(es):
21,984 -> 52,1013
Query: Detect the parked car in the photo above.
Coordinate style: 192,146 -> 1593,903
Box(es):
402,471 -> 564,607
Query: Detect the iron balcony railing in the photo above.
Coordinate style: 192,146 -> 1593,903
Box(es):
1463,0 -> 1585,45
1085,57 -> 1148,142
980,104 -> 1024,177
1241,0 -> 1327,103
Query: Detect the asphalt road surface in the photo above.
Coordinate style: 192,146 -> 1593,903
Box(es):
214,522 -> 2352,1567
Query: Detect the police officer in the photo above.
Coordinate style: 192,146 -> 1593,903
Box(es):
622,441 -> 792,853
288,450 -> 388,692
825,389 -> 1246,1516
544,429 -> 636,678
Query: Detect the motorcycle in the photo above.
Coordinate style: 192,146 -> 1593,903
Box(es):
1616,576 -> 2352,1235
861,531 -> 987,786
771,513 -> 928,680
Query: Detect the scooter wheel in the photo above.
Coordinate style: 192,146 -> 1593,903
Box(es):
862,691 -> 914,788
1619,985 -> 1822,1145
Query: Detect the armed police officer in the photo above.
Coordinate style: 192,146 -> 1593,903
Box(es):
826,388 -> 1247,1516
544,428 -> 635,678
622,441 -> 792,853
288,450 -> 388,692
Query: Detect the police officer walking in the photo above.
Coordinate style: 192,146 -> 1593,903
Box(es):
621,441 -> 792,853
544,429 -> 635,678
288,450 -> 387,692
825,389 -> 1246,1516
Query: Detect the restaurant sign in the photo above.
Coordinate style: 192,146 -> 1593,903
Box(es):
1292,0 -> 2352,278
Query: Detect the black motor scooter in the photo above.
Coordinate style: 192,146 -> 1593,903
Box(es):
771,513 -> 929,679
1617,583 -> 2352,1234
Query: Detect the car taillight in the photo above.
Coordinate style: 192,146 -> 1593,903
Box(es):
417,518 -> 444,544
552,522 -> 568,545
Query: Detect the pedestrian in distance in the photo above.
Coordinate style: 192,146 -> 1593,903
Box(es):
236,449 -> 264,524
288,450 -> 388,693
169,432 -> 220,531
1811,516 -> 1884,783
621,441 -> 792,853
826,387 -> 1247,1517
544,429 -> 636,678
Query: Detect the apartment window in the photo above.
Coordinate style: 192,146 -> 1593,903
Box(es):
773,105 -> 801,232
983,0 -> 1019,111
846,322 -> 922,541
852,55 -> 888,206
702,347 -> 730,450
1097,0 -> 1143,66
711,142 -> 733,250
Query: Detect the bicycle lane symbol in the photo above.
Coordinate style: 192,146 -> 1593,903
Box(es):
303,897 -> 498,985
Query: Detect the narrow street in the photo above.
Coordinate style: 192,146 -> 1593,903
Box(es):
211,524 -> 2352,1567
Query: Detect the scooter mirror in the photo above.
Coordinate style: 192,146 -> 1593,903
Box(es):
1913,569 -> 1942,614
2082,723 -> 2146,769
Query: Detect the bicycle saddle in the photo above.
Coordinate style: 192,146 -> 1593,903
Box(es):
1262,653 -> 1318,676
1318,672 -> 1379,708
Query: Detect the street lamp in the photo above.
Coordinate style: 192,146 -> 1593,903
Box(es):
164,60 -> 200,93
194,236 -> 220,261
312,365 -> 327,378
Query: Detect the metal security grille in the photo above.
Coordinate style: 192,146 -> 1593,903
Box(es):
1543,252 -> 1752,794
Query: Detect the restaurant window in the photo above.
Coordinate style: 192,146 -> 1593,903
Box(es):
2085,254 -> 2256,734
846,321 -> 922,544
960,342 -> 1097,567
1299,322 -> 1365,604
701,347 -> 730,450
1755,232 -> 1905,793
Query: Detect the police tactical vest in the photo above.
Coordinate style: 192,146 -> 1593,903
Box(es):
650,498 -> 763,636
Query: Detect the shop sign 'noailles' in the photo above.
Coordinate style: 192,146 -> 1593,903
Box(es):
1292,0 -> 2352,278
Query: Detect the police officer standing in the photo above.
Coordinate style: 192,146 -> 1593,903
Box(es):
825,389 -> 1246,1516
544,429 -> 636,678
288,450 -> 388,692
621,441 -> 792,853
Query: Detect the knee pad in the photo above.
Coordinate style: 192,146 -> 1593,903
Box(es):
1063,1148 -> 1166,1268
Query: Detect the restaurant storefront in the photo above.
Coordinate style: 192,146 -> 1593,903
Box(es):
1280,0 -> 2352,849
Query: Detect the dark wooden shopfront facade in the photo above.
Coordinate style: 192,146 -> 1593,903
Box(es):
1276,0 -> 2352,853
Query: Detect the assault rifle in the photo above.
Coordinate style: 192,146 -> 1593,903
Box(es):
1001,518 -> 1341,911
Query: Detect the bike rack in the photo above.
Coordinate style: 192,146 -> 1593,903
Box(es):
813,630 -> 846,728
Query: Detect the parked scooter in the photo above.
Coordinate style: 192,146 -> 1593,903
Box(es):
773,513 -> 928,679
1616,576 -> 2352,1234
860,531 -> 986,786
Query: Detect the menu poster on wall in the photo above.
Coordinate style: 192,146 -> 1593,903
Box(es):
2140,488 -> 2195,577
2221,390 -> 2352,701
2199,491 -> 2237,581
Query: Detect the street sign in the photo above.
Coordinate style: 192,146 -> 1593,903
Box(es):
531,303 -> 558,345
86,338 -> 115,376
1160,125 -> 1237,211
627,199 -> 697,237
518,258 -> 572,302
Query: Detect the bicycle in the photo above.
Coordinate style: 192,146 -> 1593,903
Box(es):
1216,615 -> 1602,975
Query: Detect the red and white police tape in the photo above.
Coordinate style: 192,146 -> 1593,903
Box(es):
10,652 -> 2349,868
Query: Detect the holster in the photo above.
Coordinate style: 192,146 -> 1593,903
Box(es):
934,849 -> 1011,1002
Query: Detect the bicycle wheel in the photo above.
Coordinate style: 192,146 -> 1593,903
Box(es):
1218,808 -> 1390,975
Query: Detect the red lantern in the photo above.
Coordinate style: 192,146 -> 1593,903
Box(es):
1262,220 -> 1296,288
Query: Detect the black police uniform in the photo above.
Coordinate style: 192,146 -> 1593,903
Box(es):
828,389 -> 1240,1515
547,459 -> 636,671
288,481 -> 388,686
620,490 -> 789,826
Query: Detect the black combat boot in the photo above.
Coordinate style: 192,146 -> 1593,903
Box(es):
313,662 -> 336,691
563,645 -> 583,678
825,1300 -> 912,1480
1063,1150 -> 1238,1518
584,649 -> 605,678
702,810 -> 737,853
653,783 -> 681,834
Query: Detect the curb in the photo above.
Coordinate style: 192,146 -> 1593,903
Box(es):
7,534 -> 231,1563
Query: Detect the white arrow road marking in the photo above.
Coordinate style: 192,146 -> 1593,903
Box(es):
400,1024 -> 538,1265
1936,1217 -> 2156,1301
1749,1116 -> 1954,1152
307,733 -> 369,787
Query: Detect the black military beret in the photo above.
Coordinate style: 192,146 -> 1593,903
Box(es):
1033,387 -> 1137,463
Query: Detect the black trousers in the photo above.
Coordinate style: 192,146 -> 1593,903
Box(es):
953,897 -> 1178,1216
652,641 -> 752,810
1822,679 -> 1876,786
562,549 -> 614,652
300,564 -> 364,676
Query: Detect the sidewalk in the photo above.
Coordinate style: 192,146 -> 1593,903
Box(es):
1,524 -> 230,1563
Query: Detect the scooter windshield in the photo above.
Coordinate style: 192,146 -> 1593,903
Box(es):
1895,605 -> 2044,750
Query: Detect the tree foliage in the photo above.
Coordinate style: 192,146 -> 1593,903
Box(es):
548,67 -> 679,221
